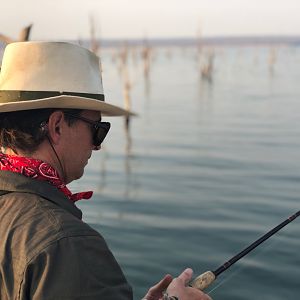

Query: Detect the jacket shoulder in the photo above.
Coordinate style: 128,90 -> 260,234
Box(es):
0,191 -> 99,263
0,192 -> 132,300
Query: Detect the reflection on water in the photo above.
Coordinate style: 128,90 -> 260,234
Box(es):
97,146 -> 109,192
72,45 -> 300,300
123,123 -> 136,200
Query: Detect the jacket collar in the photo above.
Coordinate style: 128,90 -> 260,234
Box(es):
0,170 -> 82,219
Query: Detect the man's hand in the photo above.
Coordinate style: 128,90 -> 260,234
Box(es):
166,268 -> 213,300
142,268 -> 212,300
142,274 -> 173,300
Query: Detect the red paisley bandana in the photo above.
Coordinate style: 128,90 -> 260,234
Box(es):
0,153 -> 93,202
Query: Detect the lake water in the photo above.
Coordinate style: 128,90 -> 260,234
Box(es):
68,44 -> 300,300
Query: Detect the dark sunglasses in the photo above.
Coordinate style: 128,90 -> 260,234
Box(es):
64,113 -> 111,147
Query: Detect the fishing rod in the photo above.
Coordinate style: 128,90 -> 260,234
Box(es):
190,210 -> 300,291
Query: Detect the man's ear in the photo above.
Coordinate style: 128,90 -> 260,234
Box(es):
46,111 -> 65,145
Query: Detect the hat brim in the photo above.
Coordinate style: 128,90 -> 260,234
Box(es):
0,95 -> 136,116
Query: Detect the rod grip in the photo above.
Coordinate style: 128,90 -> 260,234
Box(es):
190,271 -> 216,290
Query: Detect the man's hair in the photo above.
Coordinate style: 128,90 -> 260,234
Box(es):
0,108 -> 82,154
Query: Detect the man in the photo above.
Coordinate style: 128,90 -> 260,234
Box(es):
0,41 -> 212,300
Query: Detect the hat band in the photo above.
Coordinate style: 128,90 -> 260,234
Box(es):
0,90 -> 105,103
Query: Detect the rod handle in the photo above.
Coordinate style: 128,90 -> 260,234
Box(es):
190,271 -> 216,290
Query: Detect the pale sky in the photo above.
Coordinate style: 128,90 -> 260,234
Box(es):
1,0 -> 300,40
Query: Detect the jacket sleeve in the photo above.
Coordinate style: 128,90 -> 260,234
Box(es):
19,235 -> 133,300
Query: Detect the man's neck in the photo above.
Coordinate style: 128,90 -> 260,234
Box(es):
1,147 -> 65,183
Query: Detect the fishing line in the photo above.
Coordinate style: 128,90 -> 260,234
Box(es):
207,234 -> 280,295
190,210 -> 300,291
206,271 -> 235,295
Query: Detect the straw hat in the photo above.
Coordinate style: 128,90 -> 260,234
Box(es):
0,41 -> 133,116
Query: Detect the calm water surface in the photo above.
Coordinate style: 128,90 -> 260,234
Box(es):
70,45 -> 300,300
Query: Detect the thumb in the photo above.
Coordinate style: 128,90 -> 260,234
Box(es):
177,268 -> 194,285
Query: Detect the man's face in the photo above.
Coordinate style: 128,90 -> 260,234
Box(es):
60,110 -> 102,183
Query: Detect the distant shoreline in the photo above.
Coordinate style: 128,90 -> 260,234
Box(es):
72,35 -> 300,47
1,35 -> 300,49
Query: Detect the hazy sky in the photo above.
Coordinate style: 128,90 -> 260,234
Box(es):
1,0 -> 300,40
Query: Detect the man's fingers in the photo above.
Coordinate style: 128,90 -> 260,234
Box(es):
153,274 -> 173,291
144,274 -> 173,299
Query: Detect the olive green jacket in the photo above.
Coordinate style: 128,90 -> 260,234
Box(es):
0,170 -> 133,300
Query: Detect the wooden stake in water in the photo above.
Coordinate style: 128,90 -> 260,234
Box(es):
0,24 -> 32,44
191,210 -> 300,290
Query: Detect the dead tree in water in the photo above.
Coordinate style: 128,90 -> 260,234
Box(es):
0,24 -> 33,44
141,44 -> 151,79
268,47 -> 277,75
200,50 -> 214,82
89,14 -> 100,55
